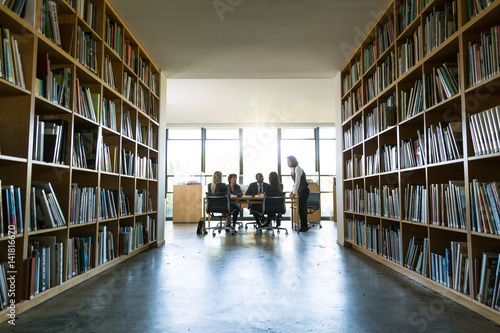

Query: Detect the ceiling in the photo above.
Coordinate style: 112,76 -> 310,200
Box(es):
108,0 -> 391,125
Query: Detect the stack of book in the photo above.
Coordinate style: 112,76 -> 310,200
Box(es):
67,236 -> 92,278
351,59 -> 361,85
121,149 -> 135,176
365,108 -> 379,138
103,55 -> 117,90
33,117 -> 68,164
101,143 -> 118,173
123,72 -> 136,104
32,183 -> 66,229
400,131 -> 425,168
427,122 -> 462,163
38,0 -> 62,48
366,150 -> 379,175
382,225 -> 401,264
353,118 -> 364,146
376,51 -> 395,92
122,110 -> 134,139
77,0 -> 97,31
431,241 -> 469,294
76,26 -> 98,74
423,1 -> 457,55
378,17 -> 395,54
382,185 -> 400,218
365,185 -> 381,216
342,96 -> 352,122
36,54 -> 71,107
345,217 -> 365,247
476,252 -> 500,309
75,79 -> 99,122
104,15 -> 122,56
381,144 -> 398,172
468,25 -> 500,86
396,0 -> 421,34
98,226 -> 115,266
99,189 -> 118,220
380,92 -> 397,130
72,131 -> 98,169
400,80 -> 423,121
367,224 -> 380,254
364,40 -> 377,70
0,183 -> 23,235
119,188 -> 131,217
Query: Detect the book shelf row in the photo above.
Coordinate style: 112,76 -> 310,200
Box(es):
340,0 -> 500,322
345,216 -> 500,310
0,0 -> 161,314
341,0 -> 500,123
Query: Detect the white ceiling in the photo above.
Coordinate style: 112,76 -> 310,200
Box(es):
108,0 -> 391,124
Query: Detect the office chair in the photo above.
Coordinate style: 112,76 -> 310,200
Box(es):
306,192 -> 322,229
205,193 -> 236,236
255,194 -> 288,236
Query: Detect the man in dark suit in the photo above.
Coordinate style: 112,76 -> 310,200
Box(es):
245,173 -> 269,227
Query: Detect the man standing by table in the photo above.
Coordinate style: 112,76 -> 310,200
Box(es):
245,173 -> 269,227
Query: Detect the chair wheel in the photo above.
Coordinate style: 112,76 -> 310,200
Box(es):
285,231 -> 289,236
272,233 -> 275,237
213,233 -> 216,237
277,230 -> 280,234
320,225 -> 323,229
204,231 -> 208,235
218,230 -> 221,233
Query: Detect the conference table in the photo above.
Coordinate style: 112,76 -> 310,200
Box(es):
202,195 -> 301,233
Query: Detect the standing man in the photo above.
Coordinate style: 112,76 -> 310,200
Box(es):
245,173 -> 269,227
287,155 -> 310,232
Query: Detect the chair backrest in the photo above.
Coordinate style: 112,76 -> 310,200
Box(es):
262,194 -> 286,215
206,193 -> 230,214
306,192 -> 320,211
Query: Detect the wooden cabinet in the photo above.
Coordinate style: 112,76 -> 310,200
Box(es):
173,185 -> 203,222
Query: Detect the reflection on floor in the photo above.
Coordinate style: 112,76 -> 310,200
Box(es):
2,221 -> 497,333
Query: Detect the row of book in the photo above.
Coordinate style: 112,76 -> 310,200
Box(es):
352,118 -> 363,146
470,180 -> 500,234
342,96 -> 352,123
31,183 -> 66,230
100,189 -> 118,220
423,62 -> 460,108
137,122 -> 153,147
400,132 -> 425,168
26,236 -> 64,300
351,60 -> 361,86
403,184 -> 427,223
1,0 -> 29,17
431,241 -> 469,294
123,39 -> 136,73
423,1 -> 457,56
400,79 -> 423,121
381,144 -> 398,172
0,27 -> 26,88
67,236 -> 92,279
345,218 -> 365,246
365,109 -> 378,139
73,131 -> 98,169
38,0 -> 61,47
102,98 -> 118,131
469,105 -> 500,156
136,189 -> 153,214
382,185 -> 400,218
364,40 -> 377,72
378,17 -> 395,55
376,51 -> 396,93
103,55 -> 117,90
367,224 -> 379,254
396,0 -> 421,34
137,156 -> 157,179
405,236 -> 429,277
468,25 -> 500,87
120,188 -> 132,217
123,71 -> 137,104
0,182 -> 23,236
36,53 -> 71,108
344,185 -> 364,213
365,186 -> 381,216
397,27 -> 422,76
381,93 -> 397,131
476,251 -> 500,309
75,79 -> 100,122
76,26 -> 98,75
465,0 -> 497,20
429,181 -> 466,229
138,85 -> 148,111
353,86 -> 362,112
427,122 -> 462,163
97,226 -> 115,266
119,222 -> 151,255
383,225 -> 402,264
366,151 -> 379,175
33,117 -> 68,164
0,262 -> 10,309
101,143 -> 118,173
122,110 -> 134,138
78,0 -> 97,31
69,185 -> 97,225
104,15 -> 122,57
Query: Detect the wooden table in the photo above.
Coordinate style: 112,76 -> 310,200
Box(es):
202,195 -> 300,233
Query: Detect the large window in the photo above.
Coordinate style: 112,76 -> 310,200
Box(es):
166,127 -> 336,219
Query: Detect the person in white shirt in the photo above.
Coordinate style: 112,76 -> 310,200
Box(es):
287,155 -> 310,232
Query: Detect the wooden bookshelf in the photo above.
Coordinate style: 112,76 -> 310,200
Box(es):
340,0 -> 500,324
0,0 -> 161,320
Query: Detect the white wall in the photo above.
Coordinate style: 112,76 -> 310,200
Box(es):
333,72 -> 345,246
156,73 -> 168,246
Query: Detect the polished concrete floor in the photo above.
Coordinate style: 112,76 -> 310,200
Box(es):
1,221 -> 498,333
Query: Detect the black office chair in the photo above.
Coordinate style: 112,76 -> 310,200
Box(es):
255,194 -> 288,236
306,192 -> 322,228
205,193 -> 236,236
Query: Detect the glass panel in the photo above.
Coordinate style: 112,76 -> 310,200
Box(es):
281,128 -> 314,139
167,140 -> 201,174
321,193 -> 333,217
281,140 -> 316,178
281,175 -> 294,194
320,176 -> 334,192
319,127 -> 336,139
168,129 -> 201,139
205,140 -> 240,176
242,128 -> 278,187
320,140 -> 336,175
166,193 -> 173,218
206,129 -> 239,139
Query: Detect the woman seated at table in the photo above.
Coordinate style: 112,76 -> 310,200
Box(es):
207,171 -> 230,226
262,171 -> 285,227
227,173 -> 243,228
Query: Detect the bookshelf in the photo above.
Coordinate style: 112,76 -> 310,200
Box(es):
0,0 -> 161,318
340,0 -> 500,323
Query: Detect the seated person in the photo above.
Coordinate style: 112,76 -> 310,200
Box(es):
245,172 -> 269,227
227,173 -> 243,228
263,171 -> 285,227
207,171 -> 229,226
